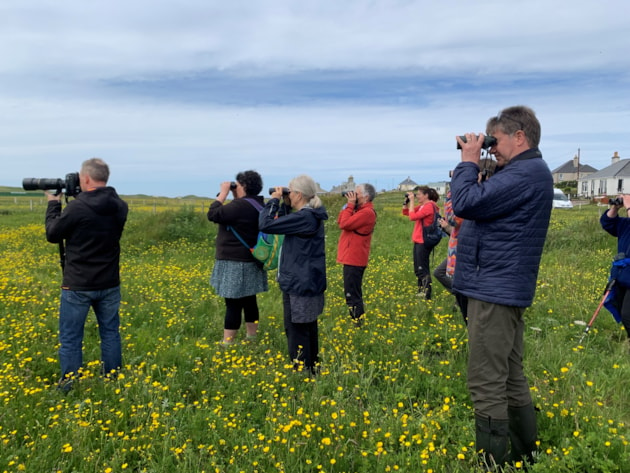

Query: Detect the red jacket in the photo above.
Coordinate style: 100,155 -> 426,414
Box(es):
336,201 -> 376,267
402,201 -> 439,244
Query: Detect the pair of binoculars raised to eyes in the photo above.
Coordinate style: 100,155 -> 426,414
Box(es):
456,135 -> 497,150
268,187 -> 290,196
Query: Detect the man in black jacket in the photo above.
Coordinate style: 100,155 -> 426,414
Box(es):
45,158 -> 128,391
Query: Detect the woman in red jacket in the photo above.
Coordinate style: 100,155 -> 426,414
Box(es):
336,183 -> 377,325
402,186 -> 440,300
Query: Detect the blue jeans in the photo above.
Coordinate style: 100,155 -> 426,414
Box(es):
59,286 -> 122,379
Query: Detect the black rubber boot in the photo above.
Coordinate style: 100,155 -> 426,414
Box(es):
348,306 -> 363,327
508,403 -> 538,466
475,414 -> 509,469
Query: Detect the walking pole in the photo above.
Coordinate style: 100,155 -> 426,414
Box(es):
578,279 -> 616,345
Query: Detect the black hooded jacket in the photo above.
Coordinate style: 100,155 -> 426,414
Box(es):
46,186 -> 128,291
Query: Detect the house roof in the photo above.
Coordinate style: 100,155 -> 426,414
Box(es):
551,160 -> 598,174
399,176 -> 418,186
580,159 -> 630,180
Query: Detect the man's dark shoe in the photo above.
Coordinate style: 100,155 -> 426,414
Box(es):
57,378 -> 74,394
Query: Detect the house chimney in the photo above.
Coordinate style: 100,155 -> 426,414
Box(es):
573,154 -> 579,168
612,151 -> 620,164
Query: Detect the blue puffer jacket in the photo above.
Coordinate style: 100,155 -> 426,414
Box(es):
601,211 -> 630,257
451,148 -> 553,307
259,198 -> 328,296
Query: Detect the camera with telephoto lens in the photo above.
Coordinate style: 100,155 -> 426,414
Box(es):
456,135 -> 497,150
609,197 -> 624,206
269,187 -> 290,196
22,172 -> 81,197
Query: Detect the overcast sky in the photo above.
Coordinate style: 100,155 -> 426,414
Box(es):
2,0 -> 629,197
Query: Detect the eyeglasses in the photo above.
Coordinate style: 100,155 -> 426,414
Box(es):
497,112 -> 524,132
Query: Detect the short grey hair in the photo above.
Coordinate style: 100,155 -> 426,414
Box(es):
81,158 -> 110,183
357,183 -> 376,202
486,105 -> 541,148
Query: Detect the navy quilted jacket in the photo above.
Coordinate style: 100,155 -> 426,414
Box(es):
450,148 -> 553,307
259,198 -> 328,296
601,211 -> 630,256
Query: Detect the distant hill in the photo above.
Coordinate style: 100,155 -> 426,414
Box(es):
0,185 -> 210,199
0,186 -> 39,194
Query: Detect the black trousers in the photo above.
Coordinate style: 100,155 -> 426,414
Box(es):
413,242 -> 432,298
343,264 -> 366,318
282,293 -> 319,371
224,295 -> 259,330
433,258 -> 452,292
433,257 -> 468,323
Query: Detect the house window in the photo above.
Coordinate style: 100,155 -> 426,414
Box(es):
600,180 -> 607,195
618,179 -> 624,193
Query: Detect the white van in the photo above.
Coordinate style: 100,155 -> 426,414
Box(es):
552,188 -> 573,209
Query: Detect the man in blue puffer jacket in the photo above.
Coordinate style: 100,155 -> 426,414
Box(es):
451,106 -> 553,468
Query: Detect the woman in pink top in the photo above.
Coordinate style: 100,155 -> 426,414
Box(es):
402,186 -> 440,300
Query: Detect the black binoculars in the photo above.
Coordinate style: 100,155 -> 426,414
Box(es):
268,187 -> 290,196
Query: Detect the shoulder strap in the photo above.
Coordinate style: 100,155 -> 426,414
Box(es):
422,202 -> 439,228
243,197 -> 264,212
227,197 -> 263,250
227,225 -> 253,251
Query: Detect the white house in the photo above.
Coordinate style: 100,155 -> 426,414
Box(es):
428,181 -> 448,197
397,177 -> 418,192
577,152 -> 628,198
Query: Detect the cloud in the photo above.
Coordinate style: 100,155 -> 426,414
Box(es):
1,0 -> 629,196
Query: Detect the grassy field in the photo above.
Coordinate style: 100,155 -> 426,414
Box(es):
0,192 -> 628,472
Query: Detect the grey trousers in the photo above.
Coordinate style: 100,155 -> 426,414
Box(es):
467,297 -> 532,420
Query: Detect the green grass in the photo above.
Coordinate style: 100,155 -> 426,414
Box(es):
0,193 -> 628,472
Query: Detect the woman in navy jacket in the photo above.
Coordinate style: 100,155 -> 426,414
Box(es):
601,196 -> 630,338
259,174 -> 328,375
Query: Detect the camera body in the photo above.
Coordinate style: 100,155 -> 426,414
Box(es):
268,187 -> 290,196
456,135 -> 497,150
341,190 -> 354,197
609,197 -> 624,206
404,194 -> 411,206
22,172 -> 81,197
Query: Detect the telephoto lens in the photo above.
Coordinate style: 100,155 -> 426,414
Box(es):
22,172 -> 81,197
